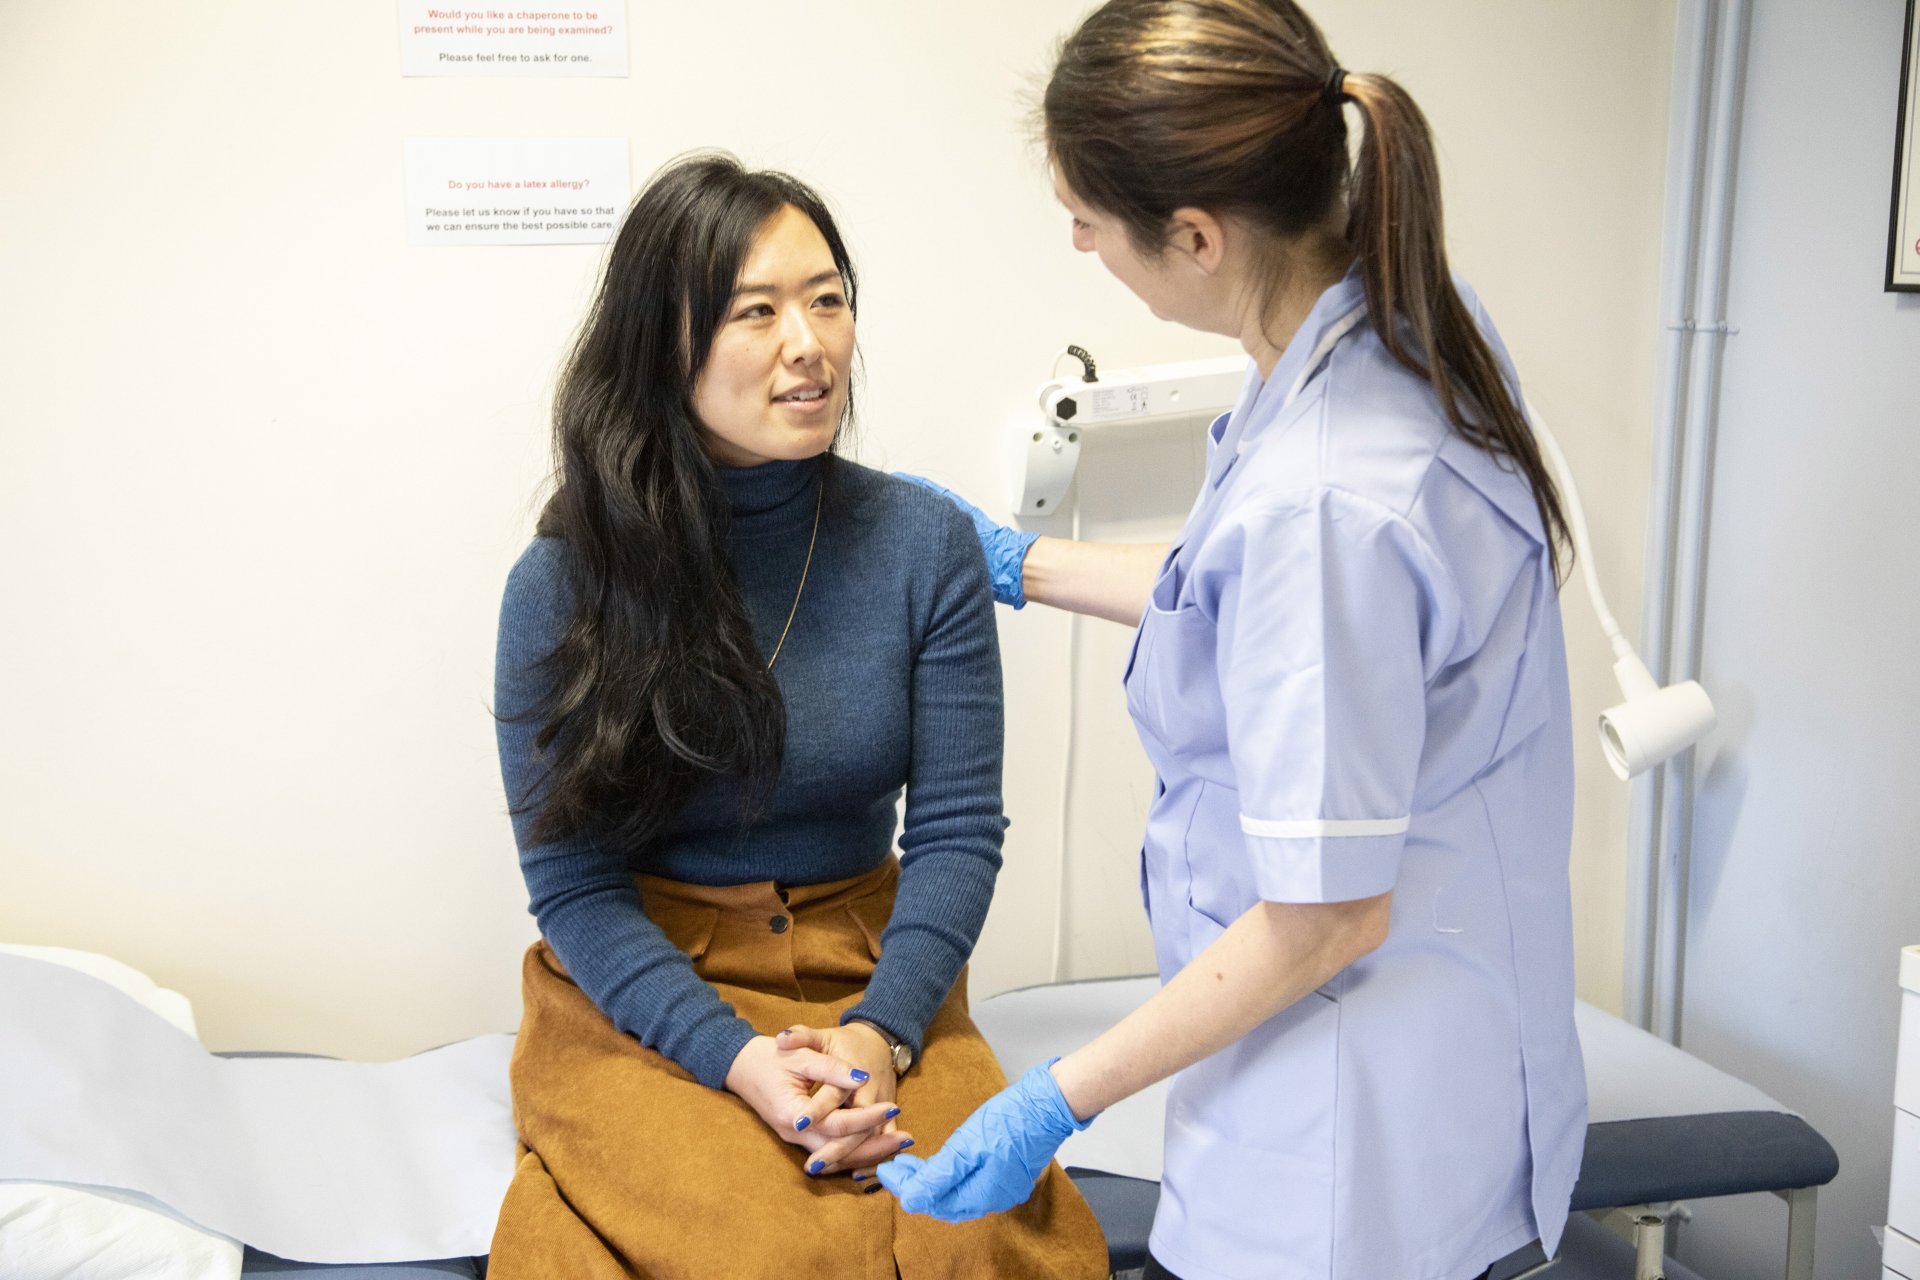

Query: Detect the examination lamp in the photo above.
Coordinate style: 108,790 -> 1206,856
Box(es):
1524,396 -> 1718,780
1006,352 -> 1717,781
1008,351 -> 1245,516
1596,654 -> 1718,781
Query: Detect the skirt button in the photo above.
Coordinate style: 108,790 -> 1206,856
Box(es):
769,915 -> 789,934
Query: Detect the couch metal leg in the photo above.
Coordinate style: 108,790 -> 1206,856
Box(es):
1631,1212 -> 1669,1280
1779,1186 -> 1816,1280
1596,1206 -> 1671,1280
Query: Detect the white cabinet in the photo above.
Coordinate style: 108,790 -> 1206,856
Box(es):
1888,1222 -> 1920,1280
1888,947 -> 1920,1276
1901,947 -> 1920,1119
1897,1109 -> 1920,1242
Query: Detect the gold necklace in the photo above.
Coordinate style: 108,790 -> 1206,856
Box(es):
765,481 -> 823,672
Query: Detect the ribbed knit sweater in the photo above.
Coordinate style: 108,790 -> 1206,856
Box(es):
493,456 -> 1006,1089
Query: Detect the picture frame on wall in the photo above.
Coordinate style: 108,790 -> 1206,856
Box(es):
1891,0 -> 1920,291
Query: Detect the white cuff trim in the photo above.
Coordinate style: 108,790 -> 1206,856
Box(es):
1240,814 -> 1411,839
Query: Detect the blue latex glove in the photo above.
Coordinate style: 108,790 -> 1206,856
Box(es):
877,1061 -> 1093,1222
895,473 -> 1040,609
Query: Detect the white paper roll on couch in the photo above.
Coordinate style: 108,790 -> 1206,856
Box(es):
0,952 -> 516,1264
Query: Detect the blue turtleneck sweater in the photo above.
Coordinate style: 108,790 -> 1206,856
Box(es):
493,456 -> 1005,1089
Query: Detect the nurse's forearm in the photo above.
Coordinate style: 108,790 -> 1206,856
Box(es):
1048,893 -> 1392,1121
1020,537 -> 1169,625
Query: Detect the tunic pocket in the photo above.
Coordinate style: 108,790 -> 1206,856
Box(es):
1130,600 -> 1228,764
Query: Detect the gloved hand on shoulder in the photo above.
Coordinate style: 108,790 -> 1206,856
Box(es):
896,473 -> 1040,609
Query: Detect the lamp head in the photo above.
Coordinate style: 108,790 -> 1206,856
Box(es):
1598,680 -> 1716,780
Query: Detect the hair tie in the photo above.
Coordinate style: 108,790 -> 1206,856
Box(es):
1323,65 -> 1351,106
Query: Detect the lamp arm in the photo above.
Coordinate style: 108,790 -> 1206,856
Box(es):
1523,395 -> 1641,672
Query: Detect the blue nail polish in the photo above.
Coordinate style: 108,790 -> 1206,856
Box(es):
898,1138 -> 914,1150
885,1107 -> 901,1119
850,1068 -> 870,1083
852,1172 -> 867,1182
794,1116 -> 810,1132
808,1160 -> 825,1175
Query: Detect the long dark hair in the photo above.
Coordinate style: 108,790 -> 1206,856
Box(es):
521,152 -> 859,847
1044,0 -> 1570,575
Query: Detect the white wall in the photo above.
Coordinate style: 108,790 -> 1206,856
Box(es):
1665,2 -> 1920,1277
0,1 -> 1672,1060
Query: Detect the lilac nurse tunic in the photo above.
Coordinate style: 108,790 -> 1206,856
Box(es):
1125,268 -> 1586,1280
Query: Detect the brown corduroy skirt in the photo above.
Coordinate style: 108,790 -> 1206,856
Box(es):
488,858 -> 1109,1279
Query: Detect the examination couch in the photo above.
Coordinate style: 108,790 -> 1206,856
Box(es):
0,948 -> 1836,1280
233,975 -> 1836,1280
975,976 -> 1840,1280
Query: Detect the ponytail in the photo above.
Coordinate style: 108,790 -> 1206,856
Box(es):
1343,73 -> 1571,576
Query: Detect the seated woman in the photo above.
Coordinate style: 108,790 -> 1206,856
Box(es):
487,153 -> 1107,1279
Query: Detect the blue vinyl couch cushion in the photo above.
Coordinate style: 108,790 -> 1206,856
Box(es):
240,1249 -> 482,1278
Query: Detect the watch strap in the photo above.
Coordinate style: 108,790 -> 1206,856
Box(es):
851,1017 -> 913,1074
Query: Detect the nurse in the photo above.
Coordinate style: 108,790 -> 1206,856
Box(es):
878,2 -> 1587,1278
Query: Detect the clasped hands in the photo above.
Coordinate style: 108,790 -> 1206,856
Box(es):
725,1021 -> 911,1184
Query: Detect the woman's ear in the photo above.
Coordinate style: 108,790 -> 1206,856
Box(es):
1165,207 -> 1228,275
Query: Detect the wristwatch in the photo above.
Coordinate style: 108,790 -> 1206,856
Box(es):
850,1018 -> 914,1075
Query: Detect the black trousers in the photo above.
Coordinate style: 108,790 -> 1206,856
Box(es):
1144,1252 -> 1494,1280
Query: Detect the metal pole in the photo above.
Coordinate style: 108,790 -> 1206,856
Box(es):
1651,0 -> 1753,1045
1627,0 -> 1717,1029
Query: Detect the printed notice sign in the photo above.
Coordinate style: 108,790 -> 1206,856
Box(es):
399,2 -> 627,77
404,138 -> 628,246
